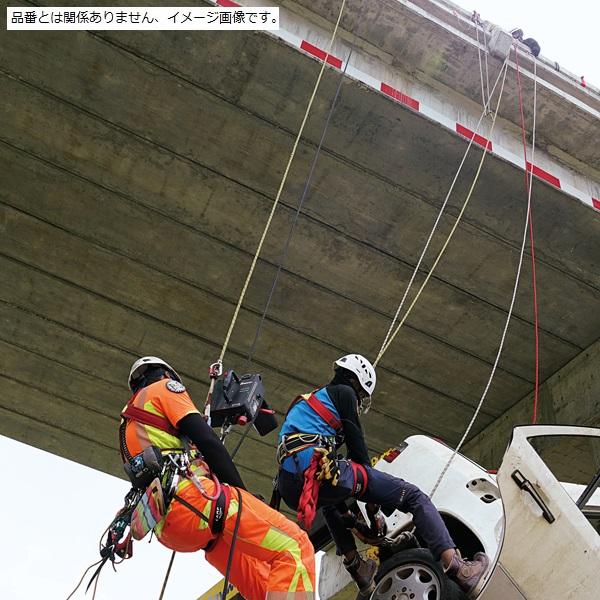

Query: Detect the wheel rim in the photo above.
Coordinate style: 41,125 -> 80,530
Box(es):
371,562 -> 442,600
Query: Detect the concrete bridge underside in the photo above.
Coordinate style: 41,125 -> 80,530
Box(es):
1,0 -> 600,503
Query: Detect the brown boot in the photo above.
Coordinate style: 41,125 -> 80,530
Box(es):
445,550 -> 489,596
344,554 -> 377,597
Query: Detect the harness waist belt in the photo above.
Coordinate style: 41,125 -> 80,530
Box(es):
277,432 -> 335,464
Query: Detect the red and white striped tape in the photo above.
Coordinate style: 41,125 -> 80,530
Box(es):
213,0 -> 599,213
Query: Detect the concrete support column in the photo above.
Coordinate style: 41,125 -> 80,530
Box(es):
464,336 -> 600,468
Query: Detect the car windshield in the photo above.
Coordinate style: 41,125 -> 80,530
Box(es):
529,434 -> 600,535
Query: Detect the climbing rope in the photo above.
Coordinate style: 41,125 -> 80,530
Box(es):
376,55 -> 510,364
483,35 -> 491,113
215,0 -> 347,368
473,16 -> 490,113
243,41 -> 357,376
429,44 -> 538,498
158,550 -> 176,600
515,49 -> 541,424
374,57 -> 509,367
65,559 -> 103,600
231,0 -> 367,460
221,489 -> 243,600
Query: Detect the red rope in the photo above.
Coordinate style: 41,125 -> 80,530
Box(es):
514,46 -> 540,424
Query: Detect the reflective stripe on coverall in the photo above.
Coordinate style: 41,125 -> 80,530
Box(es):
122,379 -> 316,598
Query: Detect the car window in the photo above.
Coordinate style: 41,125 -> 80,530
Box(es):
529,434 -> 600,534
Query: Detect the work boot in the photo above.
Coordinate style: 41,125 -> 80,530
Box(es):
445,550 -> 490,596
344,554 -> 377,597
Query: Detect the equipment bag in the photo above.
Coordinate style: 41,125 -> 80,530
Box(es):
130,477 -> 166,540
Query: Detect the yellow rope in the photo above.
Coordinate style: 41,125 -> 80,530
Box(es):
374,60 -> 509,367
218,0 -> 347,363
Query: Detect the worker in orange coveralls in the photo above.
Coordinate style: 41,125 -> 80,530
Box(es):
120,356 -> 315,599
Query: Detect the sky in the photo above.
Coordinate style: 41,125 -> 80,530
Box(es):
0,436 -> 323,599
0,435 -> 224,600
1,2 -> 597,599
452,0 -> 600,85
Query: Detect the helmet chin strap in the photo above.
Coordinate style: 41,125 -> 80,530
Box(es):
359,396 -> 371,415
348,377 -> 372,415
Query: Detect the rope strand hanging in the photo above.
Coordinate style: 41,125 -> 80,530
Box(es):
232,28 -> 365,461
243,22 -> 362,376
429,46 -> 538,499
158,550 -> 176,600
216,0 -> 347,367
375,57 -> 510,368
376,55 -> 510,363
515,49 -> 541,424
474,18 -> 489,112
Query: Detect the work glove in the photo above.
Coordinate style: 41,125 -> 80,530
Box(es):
366,503 -> 387,538
340,510 -> 358,529
341,508 -> 388,546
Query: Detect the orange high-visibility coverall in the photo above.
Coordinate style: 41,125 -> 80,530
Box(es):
122,379 -> 315,599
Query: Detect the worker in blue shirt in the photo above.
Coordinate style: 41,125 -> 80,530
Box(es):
276,353 -> 489,597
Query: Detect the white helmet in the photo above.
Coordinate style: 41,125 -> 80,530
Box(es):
334,353 -> 376,397
128,356 -> 181,391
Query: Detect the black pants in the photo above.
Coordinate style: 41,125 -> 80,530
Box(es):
278,460 -> 455,559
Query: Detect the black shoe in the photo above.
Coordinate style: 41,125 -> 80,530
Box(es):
344,555 -> 377,596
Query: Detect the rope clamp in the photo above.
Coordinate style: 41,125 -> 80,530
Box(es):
209,360 -> 223,379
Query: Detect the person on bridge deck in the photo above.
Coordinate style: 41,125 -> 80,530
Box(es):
121,356 -> 315,600
276,353 -> 489,597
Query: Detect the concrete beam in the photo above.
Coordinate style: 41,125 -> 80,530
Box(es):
1,0 -> 599,500
285,0 -> 600,177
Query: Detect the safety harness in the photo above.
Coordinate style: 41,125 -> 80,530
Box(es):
277,392 -> 367,530
119,394 -> 230,535
86,402 -> 230,593
277,393 -> 341,466
121,397 -> 179,436
118,391 -> 178,464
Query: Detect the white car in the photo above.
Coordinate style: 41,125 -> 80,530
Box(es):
344,425 -> 600,600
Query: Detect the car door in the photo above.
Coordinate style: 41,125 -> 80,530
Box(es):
479,425 -> 600,600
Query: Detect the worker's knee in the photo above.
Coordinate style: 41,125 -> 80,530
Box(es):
362,465 -> 427,512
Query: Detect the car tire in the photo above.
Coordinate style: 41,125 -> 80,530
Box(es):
360,548 -> 467,600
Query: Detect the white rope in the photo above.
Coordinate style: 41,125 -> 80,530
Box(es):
474,23 -> 487,110
375,60 -> 509,368
483,28 -> 491,114
430,50 -> 538,499
217,0 -> 347,364
375,56 -> 509,366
